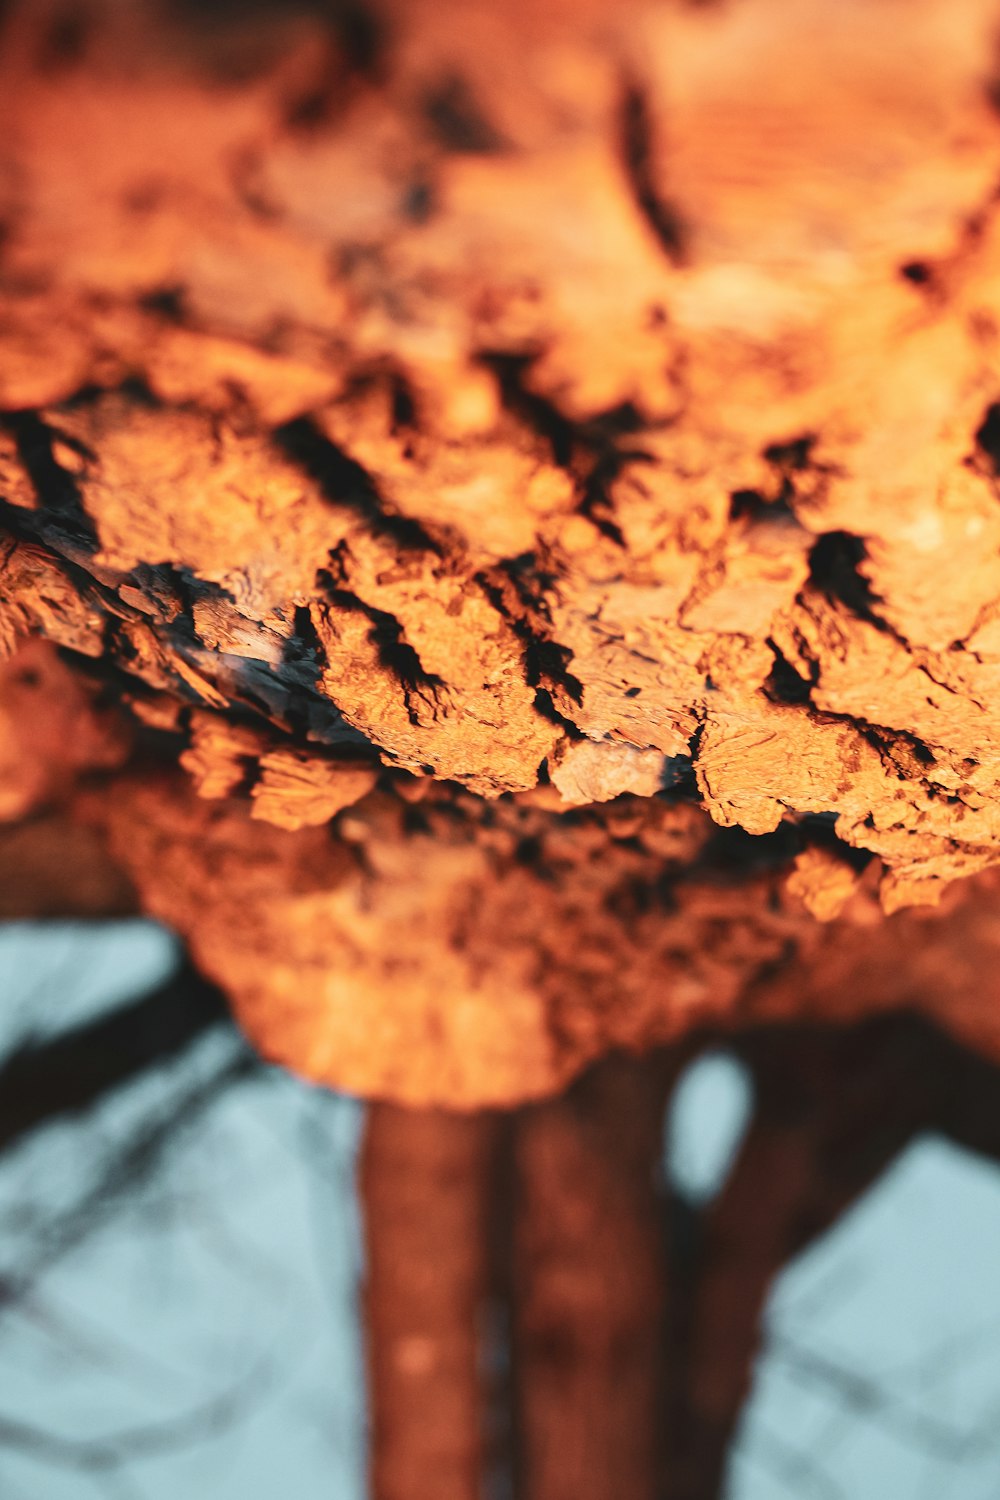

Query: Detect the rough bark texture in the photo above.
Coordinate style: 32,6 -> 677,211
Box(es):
6,0 -> 1000,1102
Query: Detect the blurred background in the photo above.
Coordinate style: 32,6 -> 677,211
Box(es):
3,921 -> 1000,1499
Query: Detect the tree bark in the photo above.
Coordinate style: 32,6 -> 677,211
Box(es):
362,1103 -> 500,1500
7,0 -> 1000,1106
663,1015 -> 1000,1499
511,1056 -> 673,1500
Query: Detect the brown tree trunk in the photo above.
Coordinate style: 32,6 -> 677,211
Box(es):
511,1056 -> 673,1500
361,1103 -> 500,1500
664,1017 -> 974,1499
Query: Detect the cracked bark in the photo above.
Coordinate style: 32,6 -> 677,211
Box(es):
8,7 -> 1000,1496
4,0 -> 1000,1101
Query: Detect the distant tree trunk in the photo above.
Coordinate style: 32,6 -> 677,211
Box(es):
511,1056 -> 673,1500
355,1017 -> 1000,1500
665,1097 -> 819,1500
361,1103 -> 500,1500
664,1018 -> 959,1499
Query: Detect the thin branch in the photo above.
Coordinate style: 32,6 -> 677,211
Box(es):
0,1354 -> 273,1472
0,963 -> 229,1153
0,1048 -> 256,1312
767,1333 -> 1000,1461
737,1419 -> 848,1500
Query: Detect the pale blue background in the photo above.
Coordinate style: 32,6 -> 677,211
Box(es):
2,922 -> 999,1499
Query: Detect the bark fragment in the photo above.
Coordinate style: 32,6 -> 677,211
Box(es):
5,0 -> 1000,1100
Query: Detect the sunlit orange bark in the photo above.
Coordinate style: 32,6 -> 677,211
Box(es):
512,1057 -> 673,1500
361,1104 -> 499,1500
